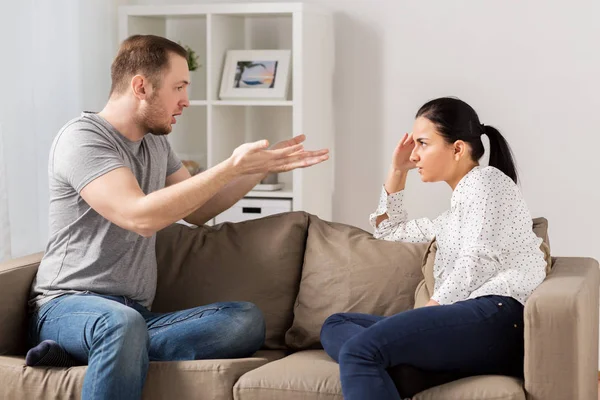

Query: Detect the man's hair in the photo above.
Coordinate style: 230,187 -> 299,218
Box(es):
109,34 -> 187,96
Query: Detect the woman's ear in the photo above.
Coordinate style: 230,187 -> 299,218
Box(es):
453,140 -> 467,161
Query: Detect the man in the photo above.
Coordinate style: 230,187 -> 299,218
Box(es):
26,35 -> 329,400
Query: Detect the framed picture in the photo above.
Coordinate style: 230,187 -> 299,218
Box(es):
219,50 -> 291,100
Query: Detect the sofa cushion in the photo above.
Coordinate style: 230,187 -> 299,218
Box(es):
0,350 -> 286,400
532,217 -> 550,249
285,215 -> 427,350
154,212 -> 309,349
234,350 -> 343,400
414,240 -> 437,309
234,350 -> 525,400
0,252 -> 43,356
412,375 -> 525,400
414,217 -> 553,309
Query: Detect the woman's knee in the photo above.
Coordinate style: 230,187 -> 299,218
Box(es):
323,313 -> 348,326
321,313 -> 347,331
338,332 -> 385,366
320,313 -> 350,342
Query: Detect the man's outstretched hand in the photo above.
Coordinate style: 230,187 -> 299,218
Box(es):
269,134 -> 329,171
229,134 -> 329,175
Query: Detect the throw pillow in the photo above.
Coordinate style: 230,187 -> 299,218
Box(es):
285,215 -> 428,350
153,211 -> 309,350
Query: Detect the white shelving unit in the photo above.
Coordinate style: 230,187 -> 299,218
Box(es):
118,2 -> 334,224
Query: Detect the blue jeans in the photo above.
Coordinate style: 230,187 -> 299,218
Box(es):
28,293 -> 266,400
320,295 -> 524,400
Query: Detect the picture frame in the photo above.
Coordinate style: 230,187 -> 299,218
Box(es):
219,49 -> 291,100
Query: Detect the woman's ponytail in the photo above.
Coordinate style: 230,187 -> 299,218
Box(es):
482,125 -> 518,184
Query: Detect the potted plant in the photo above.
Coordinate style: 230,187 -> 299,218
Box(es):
179,43 -> 201,99
184,44 -> 200,72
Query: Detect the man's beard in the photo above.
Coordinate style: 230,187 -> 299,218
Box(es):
139,94 -> 171,136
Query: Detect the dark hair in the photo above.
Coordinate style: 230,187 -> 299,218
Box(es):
109,35 -> 188,96
416,97 -> 518,184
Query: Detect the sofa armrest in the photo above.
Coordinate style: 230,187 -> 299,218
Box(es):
524,256 -> 599,400
0,252 -> 43,355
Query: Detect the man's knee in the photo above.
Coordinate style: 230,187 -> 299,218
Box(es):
100,307 -> 148,347
224,302 -> 266,354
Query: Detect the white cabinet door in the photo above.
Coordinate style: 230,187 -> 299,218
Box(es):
215,198 -> 292,224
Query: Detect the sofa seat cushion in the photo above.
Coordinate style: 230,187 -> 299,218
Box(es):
234,350 -> 342,400
413,375 -> 525,400
234,350 -> 525,400
0,350 -> 286,400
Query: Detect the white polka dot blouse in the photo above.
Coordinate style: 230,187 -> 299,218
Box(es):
370,166 -> 547,305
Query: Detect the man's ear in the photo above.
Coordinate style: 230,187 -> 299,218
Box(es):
131,75 -> 148,100
453,140 -> 468,161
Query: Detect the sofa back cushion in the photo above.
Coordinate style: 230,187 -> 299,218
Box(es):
154,212 -> 309,350
285,215 -> 428,350
414,217 -> 552,309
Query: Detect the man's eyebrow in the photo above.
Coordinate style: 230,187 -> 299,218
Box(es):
175,80 -> 190,85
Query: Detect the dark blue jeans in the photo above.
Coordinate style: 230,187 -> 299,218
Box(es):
28,293 -> 266,400
320,295 -> 524,400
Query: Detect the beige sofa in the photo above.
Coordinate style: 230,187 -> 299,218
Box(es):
0,212 -> 598,400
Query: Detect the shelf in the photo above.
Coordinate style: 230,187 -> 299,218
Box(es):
212,100 -> 293,107
246,182 -> 293,199
120,3 -> 334,221
119,4 -> 309,17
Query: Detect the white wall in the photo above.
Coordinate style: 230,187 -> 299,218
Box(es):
0,0 -> 124,257
0,0 -> 40,257
123,0 -> 600,264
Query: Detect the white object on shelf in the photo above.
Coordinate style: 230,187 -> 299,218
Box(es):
247,182 -> 293,199
176,219 -> 198,228
253,183 -> 285,191
212,100 -> 293,107
214,198 -> 292,224
119,2 -> 334,223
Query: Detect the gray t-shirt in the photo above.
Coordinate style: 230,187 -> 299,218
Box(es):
29,112 -> 182,310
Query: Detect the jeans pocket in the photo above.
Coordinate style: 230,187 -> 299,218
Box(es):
472,296 -> 504,319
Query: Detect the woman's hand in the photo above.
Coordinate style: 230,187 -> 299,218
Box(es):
425,299 -> 440,307
391,133 -> 416,172
382,133 -> 416,196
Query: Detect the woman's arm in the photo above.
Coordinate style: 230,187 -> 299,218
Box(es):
375,168 -> 409,226
370,133 -> 435,243
425,299 -> 440,307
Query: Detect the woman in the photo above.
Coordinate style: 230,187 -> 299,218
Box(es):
320,97 -> 547,399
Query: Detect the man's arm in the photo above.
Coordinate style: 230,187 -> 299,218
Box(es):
81,159 -> 237,237
166,167 -> 266,226
168,134 -> 328,226
80,138 -> 327,237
